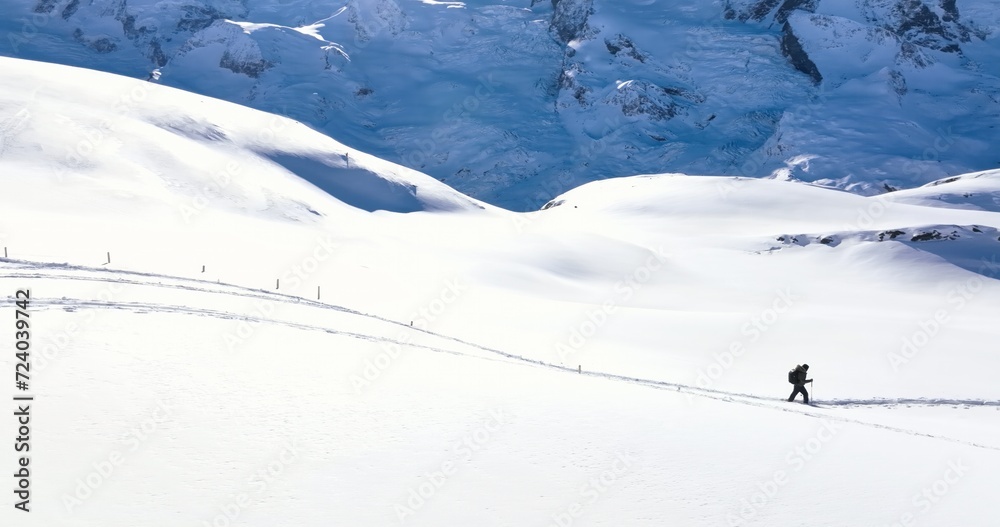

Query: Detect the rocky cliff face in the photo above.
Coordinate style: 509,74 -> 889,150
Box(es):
4,0 -> 998,209
780,20 -> 823,84
549,0 -> 594,42
44,0 -> 249,68
727,0 -> 985,61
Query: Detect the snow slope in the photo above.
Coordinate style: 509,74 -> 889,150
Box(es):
1,57 -> 1000,526
884,169 -> 1000,212
3,0 -> 999,208
0,56 -> 487,217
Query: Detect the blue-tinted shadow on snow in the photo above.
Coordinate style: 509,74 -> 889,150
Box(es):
897,226 -> 1000,280
771,226 -> 1000,280
263,152 -> 423,213
914,247 -> 1000,280
152,116 -> 229,142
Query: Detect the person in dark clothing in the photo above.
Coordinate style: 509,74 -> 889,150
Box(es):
788,364 -> 812,404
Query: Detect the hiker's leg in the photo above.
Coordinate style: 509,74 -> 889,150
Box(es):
802,386 -> 809,404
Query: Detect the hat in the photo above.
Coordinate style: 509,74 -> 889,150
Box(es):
802,364 -> 809,370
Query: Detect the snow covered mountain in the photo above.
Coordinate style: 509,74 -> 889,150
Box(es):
0,56 -> 486,217
3,0 -> 998,209
3,55 -> 1000,527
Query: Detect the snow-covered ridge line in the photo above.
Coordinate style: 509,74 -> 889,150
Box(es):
769,224 -> 1000,249
0,55 -> 490,215
5,0 -> 998,208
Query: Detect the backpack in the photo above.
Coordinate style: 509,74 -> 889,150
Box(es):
787,367 -> 798,384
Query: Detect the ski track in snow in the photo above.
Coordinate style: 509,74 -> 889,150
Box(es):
3,258 -> 999,452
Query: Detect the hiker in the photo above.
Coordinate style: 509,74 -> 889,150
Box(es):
788,364 -> 812,404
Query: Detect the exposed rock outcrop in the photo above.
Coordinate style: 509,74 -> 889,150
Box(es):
550,0 -> 593,42
780,21 -> 822,84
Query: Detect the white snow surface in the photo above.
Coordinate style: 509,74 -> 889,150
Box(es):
1,57 -> 1000,526
884,169 -> 1000,212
